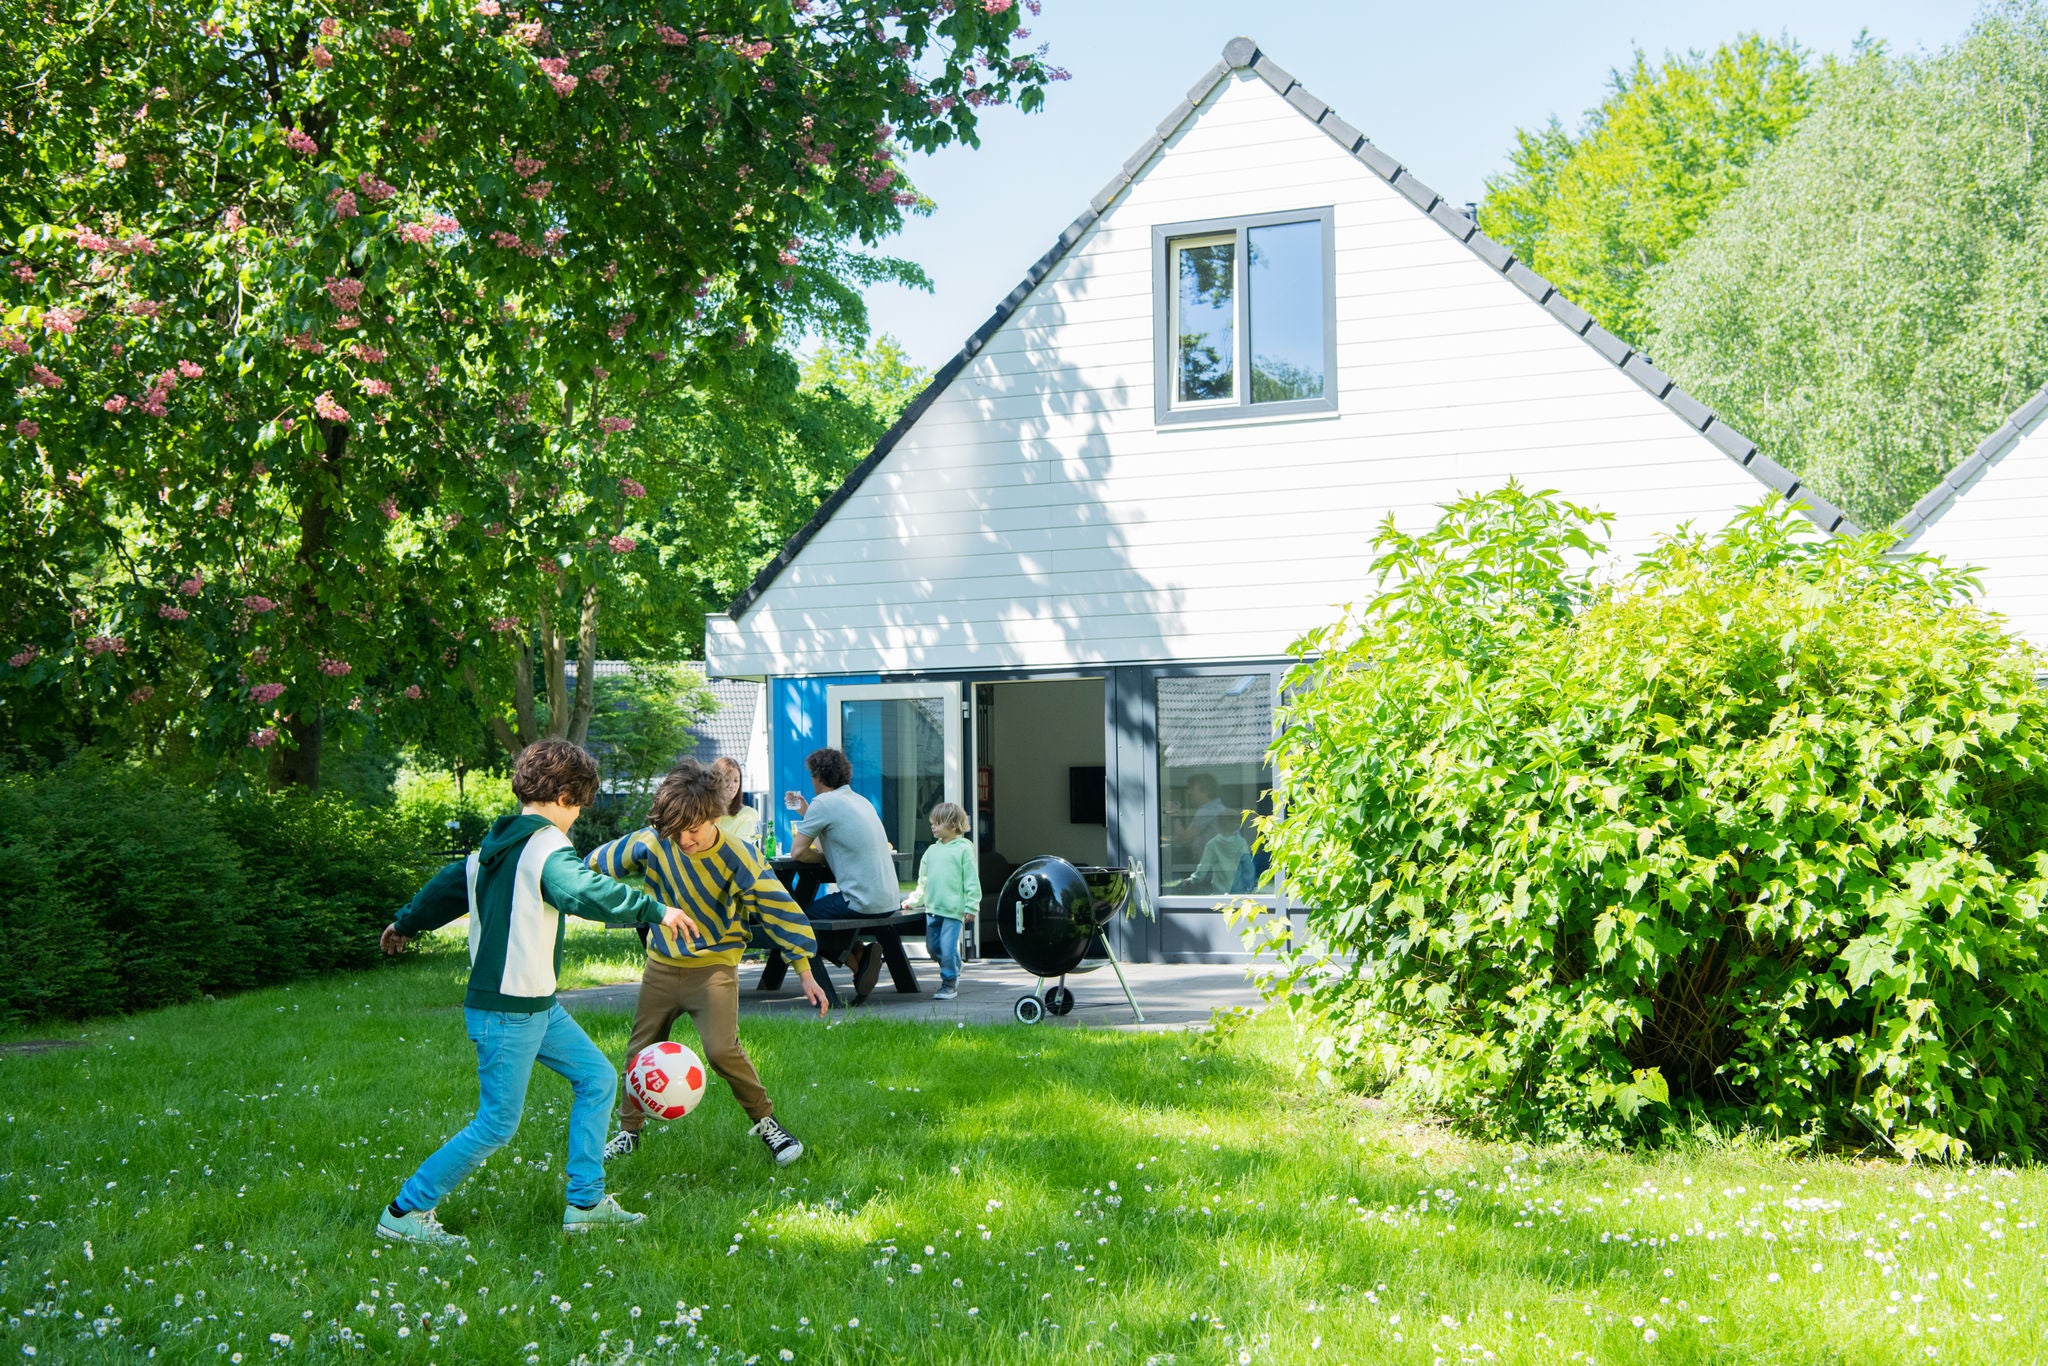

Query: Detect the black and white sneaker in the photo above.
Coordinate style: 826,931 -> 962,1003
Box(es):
603,1130 -> 640,1162
749,1116 -> 803,1166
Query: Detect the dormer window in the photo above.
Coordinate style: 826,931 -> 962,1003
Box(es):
1154,207 -> 1336,424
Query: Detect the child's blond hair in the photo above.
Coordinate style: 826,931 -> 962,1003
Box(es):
928,801 -> 970,838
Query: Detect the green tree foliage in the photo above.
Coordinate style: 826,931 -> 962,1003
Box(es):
1646,4 -> 2048,529
0,0 -> 1056,784
1478,35 -> 1813,349
1247,486 -> 2048,1158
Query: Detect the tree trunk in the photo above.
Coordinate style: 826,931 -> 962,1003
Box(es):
541,610 -> 570,740
271,420 -> 347,788
510,637 -> 537,748
567,584 -> 600,744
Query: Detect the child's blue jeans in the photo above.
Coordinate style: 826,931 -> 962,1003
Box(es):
397,1003 -> 615,1213
925,913 -> 964,985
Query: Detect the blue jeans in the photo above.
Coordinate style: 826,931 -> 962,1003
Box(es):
925,914 -> 963,985
397,1003 -> 615,1213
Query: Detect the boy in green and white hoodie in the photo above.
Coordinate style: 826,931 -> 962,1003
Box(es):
374,740 -> 700,1247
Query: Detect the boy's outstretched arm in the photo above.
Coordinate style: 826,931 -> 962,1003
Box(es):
381,859 -> 471,954
545,846 -> 703,942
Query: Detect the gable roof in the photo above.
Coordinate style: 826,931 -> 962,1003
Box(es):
725,36 -> 1856,620
1890,382 -> 2048,547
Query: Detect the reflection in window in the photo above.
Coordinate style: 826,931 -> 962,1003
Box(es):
1156,675 -> 1273,899
841,696 -> 945,882
1174,237 -> 1236,403
1248,220 -> 1326,403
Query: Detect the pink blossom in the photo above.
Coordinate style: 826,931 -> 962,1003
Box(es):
13,420 -> 37,439
377,496 -> 399,521
323,276 -> 364,311
550,74 -> 578,96
403,683 -> 424,699
379,28 -> 411,48
351,344 -> 386,363
606,313 -> 635,341
83,634 -> 126,657
127,299 -> 163,318
179,574 -> 204,596
440,513 -> 462,530
654,24 -> 687,45
619,476 -> 646,499
247,727 -> 279,749
513,154 -> 546,179
103,395 -> 128,413
11,262 -> 34,283
607,535 -> 636,554
319,16 -> 339,37
318,657 -> 352,677
248,682 -> 286,704
310,45 -> 334,68
42,307 -> 80,335
361,378 -> 391,397
1,332 -> 26,355
157,603 -> 190,621
177,359 -> 204,379
511,20 -> 546,45
223,206 -> 245,229
592,365 -> 609,381
314,392 -> 349,422
538,557 -> 560,577
983,0 -> 1014,12
249,646 -> 270,665
399,223 -> 434,245
357,173 -> 396,201
523,180 -> 551,201
283,331 -> 326,354
598,415 -> 633,433
489,616 -> 522,633
243,595 -> 275,614
329,189 -> 359,218
284,128 -> 319,156
74,227 -> 114,252
31,364 -> 62,389
476,0 -> 500,14
779,241 -> 801,265
212,497 -> 232,517
489,230 -> 524,251
128,686 -> 155,703
7,647 -> 37,668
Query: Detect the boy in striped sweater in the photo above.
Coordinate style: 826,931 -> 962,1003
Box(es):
374,741 -> 702,1248
587,759 -> 830,1166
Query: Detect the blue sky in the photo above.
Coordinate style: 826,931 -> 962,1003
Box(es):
858,0 -> 1985,370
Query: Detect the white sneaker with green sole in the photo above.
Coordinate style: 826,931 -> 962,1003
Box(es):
562,1194 -> 647,1236
375,1206 -> 469,1249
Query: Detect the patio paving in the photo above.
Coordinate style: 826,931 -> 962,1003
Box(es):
559,956 -> 1264,1032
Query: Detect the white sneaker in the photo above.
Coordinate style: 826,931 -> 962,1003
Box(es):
603,1129 -> 640,1162
376,1206 -> 468,1249
562,1194 -> 647,1236
933,984 -> 959,1001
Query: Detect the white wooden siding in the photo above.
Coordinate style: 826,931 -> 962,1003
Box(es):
1908,421 -> 2048,653
707,70 -> 1782,678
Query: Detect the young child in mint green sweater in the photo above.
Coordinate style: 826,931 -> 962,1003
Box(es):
900,801 -> 979,1001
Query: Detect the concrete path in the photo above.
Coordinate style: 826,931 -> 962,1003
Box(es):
559,957 -> 1264,1033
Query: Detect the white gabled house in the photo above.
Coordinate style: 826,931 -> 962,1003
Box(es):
705,37 -> 1853,962
1891,383 -> 2048,660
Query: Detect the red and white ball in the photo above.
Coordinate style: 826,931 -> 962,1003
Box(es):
627,1041 -> 707,1121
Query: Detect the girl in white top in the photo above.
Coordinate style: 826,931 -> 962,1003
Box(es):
711,756 -> 761,849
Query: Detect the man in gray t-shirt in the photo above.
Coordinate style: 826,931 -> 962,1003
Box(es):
787,748 -> 901,996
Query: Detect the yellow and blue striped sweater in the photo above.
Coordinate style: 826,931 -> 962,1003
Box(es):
586,827 -> 816,973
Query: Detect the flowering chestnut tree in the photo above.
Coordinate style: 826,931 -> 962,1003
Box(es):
0,0 -> 1060,783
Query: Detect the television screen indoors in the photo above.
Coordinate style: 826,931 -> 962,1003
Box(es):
1069,766 -> 1107,825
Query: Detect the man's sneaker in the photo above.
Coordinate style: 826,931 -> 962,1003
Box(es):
376,1206 -> 468,1249
750,1115 -> 804,1166
603,1130 -> 640,1162
851,940 -> 884,1003
933,983 -> 959,1002
562,1194 -> 647,1236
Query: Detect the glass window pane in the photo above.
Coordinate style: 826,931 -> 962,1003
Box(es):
1156,675 -> 1273,898
1174,239 -> 1236,404
840,696 -> 946,886
1248,220 -> 1325,404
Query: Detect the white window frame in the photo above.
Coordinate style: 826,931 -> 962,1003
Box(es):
1152,206 -> 1338,426
823,681 -> 965,812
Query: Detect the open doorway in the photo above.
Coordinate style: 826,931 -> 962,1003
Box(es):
971,678 -> 1107,958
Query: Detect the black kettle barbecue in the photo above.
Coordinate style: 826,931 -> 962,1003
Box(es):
995,856 -> 1151,1024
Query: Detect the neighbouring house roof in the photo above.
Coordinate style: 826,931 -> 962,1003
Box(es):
1156,675 -> 1275,769
1891,383 -> 2048,546
568,660 -> 761,770
723,35 -> 1855,623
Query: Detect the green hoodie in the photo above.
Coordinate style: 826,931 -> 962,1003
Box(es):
394,813 -> 667,1013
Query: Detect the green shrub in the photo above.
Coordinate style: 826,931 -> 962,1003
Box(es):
0,755 -> 436,1026
391,766 -> 516,853
1248,487 -> 2048,1158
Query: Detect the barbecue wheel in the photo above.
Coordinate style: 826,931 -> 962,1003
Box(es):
1044,986 -> 1075,1016
1014,994 -> 1045,1024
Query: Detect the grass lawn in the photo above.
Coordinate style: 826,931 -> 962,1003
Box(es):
4,927 -> 2047,1365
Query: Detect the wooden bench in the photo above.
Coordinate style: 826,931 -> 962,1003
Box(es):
751,911 -> 925,1007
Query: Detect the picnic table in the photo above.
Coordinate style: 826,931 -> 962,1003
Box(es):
758,856 -> 923,1007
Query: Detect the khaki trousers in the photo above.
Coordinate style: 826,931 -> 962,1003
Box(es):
618,959 -> 772,1131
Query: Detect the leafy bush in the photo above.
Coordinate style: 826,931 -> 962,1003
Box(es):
391,766 -> 516,853
0,755 -> 432,1027
1247,486 -> 2048,1158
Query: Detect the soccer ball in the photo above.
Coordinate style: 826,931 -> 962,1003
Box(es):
627,1041 -> 707,1121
